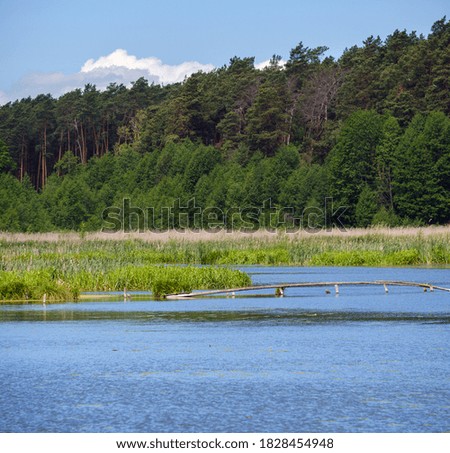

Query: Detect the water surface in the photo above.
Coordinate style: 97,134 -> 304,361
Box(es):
1,266 -> 449,432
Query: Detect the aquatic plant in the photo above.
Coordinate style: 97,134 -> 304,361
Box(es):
0,227 -> 448,302
0,264 -> 250,302
0,270 -> 77,301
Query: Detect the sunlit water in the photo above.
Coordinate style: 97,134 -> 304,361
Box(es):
1,266 -> 449,433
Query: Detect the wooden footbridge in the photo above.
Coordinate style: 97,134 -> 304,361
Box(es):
164,280 -> 450,299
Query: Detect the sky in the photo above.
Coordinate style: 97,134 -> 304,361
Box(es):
0,0 -> 448,104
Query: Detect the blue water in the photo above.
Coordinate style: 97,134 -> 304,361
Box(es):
0,267 -> 449,433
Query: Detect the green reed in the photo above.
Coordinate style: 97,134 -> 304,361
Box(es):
0,229 -> 448,302
0,265 -> 250,302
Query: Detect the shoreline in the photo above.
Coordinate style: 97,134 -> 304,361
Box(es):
1,228 -> 448,303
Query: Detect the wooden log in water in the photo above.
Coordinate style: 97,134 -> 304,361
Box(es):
164,280 -> 450,299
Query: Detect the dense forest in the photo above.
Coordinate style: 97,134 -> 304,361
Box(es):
0,18 -> 449,231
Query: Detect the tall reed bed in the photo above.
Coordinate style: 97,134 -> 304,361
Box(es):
0,266 -> 251,301
1,230 -> 449,271
0,228 -> 448,302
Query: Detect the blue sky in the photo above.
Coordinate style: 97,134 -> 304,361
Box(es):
0,0 -> 448,103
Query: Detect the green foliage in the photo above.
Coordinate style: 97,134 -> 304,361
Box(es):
0,174 -> 52,231
246,83 -> 289,155
0,138 -> 15,173
327,110 -> 384,223
355,186 -> 379,227
0,18 -> 449,230
375,116 -> 401,210
280,163 -> 328,220
184,144 -> 222,191
54,151 -> 79,176
42,175 -> 96,230
392,113 -> 449,223
372,207 -> 400,227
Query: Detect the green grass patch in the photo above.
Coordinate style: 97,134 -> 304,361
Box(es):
200,248 -> 290,265
308,249 -> 422,266
0,270 -> 77,301
308,251 -> 384,266
0,229 -> 449,302
0,265 -> 250,302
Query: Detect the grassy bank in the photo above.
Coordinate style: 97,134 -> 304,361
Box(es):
1,228 -> 448,267
0,266 -> 251,302
0,227 -> 448,302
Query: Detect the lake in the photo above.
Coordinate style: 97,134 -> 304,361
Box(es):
0,266 -> 449,433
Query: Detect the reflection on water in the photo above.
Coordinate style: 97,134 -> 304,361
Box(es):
1,308 -> 449,324
0,266 -> 449,433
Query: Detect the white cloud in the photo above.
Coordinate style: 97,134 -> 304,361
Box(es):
255,59 -> 287,70
0,49 -> 215,104
81,49 -> 214,84
0,49 -> 281,105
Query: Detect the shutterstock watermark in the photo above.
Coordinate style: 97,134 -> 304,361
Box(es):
101,198 -> 348,233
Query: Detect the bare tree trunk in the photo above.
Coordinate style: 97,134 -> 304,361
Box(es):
41,125 -> 47,188
36,148 -> 41,190
285,78 -> 300,147
80,125 -> 87,163
59,130 -> 64,160
105,121 -> 109,153
74,119 -> 86,162
93,127 -> 100,156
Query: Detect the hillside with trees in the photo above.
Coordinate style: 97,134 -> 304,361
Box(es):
0,18 -> 449,231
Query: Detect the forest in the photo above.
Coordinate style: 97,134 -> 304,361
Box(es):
0,17 -> 449,232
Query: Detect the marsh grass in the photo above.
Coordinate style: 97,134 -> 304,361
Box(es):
0,227 -> 448,301
0,269 -> 77,301
0,265 -> 251,302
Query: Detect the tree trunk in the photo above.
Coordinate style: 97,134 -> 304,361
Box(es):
41,125 -> 47,188
80,125 -> 87,163
19,138 -> 27,181
36,148 -> 41,190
